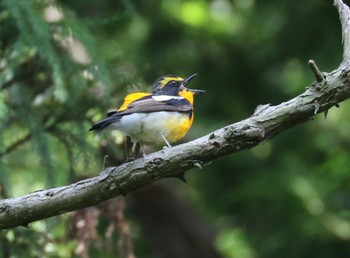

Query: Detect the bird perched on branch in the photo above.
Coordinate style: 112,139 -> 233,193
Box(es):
89,74 -> 204,159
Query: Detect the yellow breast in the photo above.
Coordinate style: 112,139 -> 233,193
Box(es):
164,113 -> 193,143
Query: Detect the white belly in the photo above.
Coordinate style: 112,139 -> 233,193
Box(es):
110,112 -> 190,145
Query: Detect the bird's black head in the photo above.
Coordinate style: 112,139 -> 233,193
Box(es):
152,74 -> 202,96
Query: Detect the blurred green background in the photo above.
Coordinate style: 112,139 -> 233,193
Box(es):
1,0 -> 350,257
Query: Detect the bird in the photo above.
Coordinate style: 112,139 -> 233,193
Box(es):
89,73 -> 204,159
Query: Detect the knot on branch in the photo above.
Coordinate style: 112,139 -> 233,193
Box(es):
243,127 -> 265,139
253,104 -> 271,116
0,203 -> 9,214
208,132 -> 221,147
227,125 -> 265,140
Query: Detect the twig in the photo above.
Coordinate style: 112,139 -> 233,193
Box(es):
0,134 -> 31,158
308,60 -> 324,82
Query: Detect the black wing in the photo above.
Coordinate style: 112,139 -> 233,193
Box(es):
116,96 -> 193,116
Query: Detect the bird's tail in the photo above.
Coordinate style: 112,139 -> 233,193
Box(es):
89,115 -> 120,132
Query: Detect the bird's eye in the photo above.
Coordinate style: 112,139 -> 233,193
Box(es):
169,81 -> 176,86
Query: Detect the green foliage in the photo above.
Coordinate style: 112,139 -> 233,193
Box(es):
0,0 -> 349,257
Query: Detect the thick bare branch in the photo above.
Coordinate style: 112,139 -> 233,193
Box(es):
1,64 -> 350,229
1,1 -> 350,229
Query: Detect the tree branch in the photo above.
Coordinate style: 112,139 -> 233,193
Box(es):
334,0 -> 350,61
1,0 -> 350,230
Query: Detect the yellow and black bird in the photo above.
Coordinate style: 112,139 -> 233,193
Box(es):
89,74 -> 204,158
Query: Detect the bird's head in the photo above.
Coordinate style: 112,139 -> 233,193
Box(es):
152,74 -> 204,104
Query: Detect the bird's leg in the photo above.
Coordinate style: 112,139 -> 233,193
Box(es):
132,142 -> 141,158
125,136 -> 132,154
140,141 -> 147,157
125,136 -> 133,161
102,155 -> 109,170
160,133 -> 172,149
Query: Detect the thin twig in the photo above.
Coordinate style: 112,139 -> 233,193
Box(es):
308,60 -> 324,82
0,134 -> 31,158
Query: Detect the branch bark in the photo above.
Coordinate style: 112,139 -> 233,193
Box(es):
1,0 -> 350,230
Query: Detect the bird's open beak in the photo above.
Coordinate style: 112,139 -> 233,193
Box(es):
183,73 -> 197,86
182,73 -> 205,94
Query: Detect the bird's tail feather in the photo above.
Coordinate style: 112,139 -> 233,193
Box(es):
89,116 -> 120,132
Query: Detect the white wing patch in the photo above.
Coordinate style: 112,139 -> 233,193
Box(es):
152,95 -> 184,102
